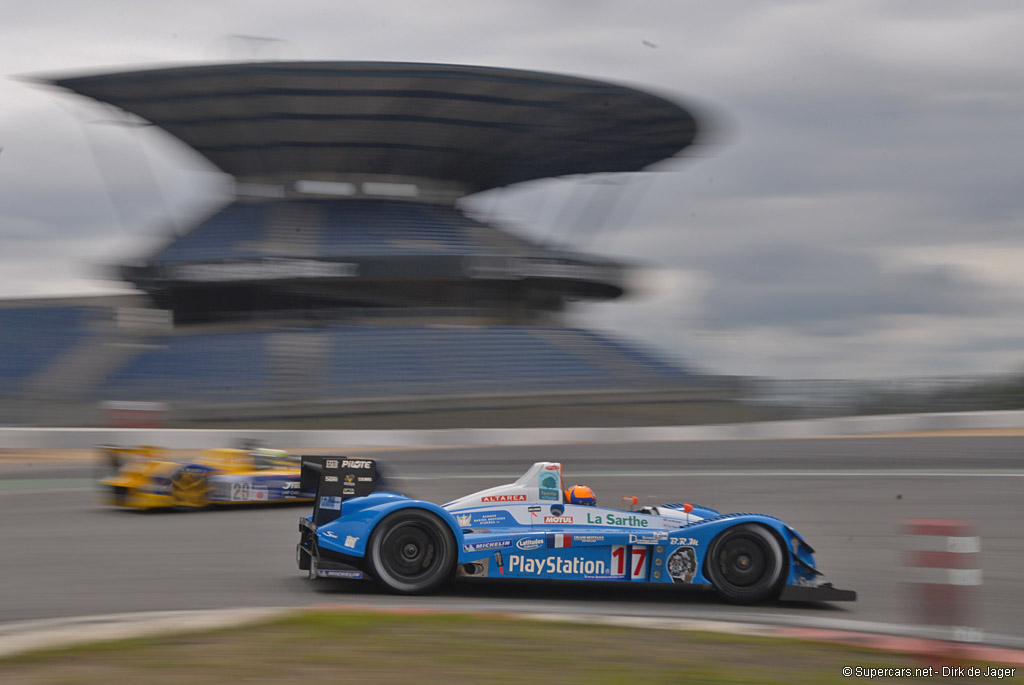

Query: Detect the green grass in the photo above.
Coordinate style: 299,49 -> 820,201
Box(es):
0,611 -> 952,684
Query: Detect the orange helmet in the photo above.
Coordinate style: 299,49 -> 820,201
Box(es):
564,484 -> 597,506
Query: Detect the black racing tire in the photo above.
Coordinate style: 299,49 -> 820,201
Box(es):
705,523 -> 788,605
367,509 -> 456,594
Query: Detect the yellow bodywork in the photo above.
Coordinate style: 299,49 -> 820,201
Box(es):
99,445 -> 308,510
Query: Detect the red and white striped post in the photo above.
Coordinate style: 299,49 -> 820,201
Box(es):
903,518 -> 982,643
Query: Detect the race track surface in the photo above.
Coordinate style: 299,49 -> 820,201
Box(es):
2,437 -> 1022,644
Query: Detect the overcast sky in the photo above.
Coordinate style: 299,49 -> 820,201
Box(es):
3,1 -> 1024,380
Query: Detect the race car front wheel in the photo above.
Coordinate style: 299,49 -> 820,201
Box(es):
705,523 -> 787,604
367,510 -> 456,594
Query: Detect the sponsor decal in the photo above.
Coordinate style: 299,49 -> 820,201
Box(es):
341,459 -> 372,470
282,482 -> 300,490
585,512 -> 650,528
462,540 -> 512,553
494,551 -> 504,575
584,573 -> 627,581
516,538 -> 545,551
324,458 -> 373,470
667,547 -> 697,584
528,506 -> 542,513
342,487 -> 356,495
547,533 -> 572,548
629,532 -> 668,545
544,516 -> 574,524
345,474 -> 356,484
345,535 -> 360,547
539,472 -> 560,501
669,536 -> 701,547
452,511 -> 511,528
481,494 -> 527,503
573,535 -> 605,544
324,475 -> 338,482
510,555 -> 608,576
544,464 -> 560,471
323,531 -> 338,539
474,512 -> 511,527
319,495 -> 342,511
357,476 -> 373,482
319,569 -> 363,579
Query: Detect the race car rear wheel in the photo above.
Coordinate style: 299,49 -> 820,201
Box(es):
705,524 -> 787,604
367,510 -> 456,594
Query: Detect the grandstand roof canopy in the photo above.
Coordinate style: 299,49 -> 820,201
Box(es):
47,61 -> 700,193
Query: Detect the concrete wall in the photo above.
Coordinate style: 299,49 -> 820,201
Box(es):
3,410 -> 1024,450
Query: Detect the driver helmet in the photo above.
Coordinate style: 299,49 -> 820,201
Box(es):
565,484 -> 597,506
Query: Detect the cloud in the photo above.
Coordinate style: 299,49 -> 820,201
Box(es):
695,241 -> 1007,332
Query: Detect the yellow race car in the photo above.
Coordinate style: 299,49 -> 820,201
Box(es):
98,444 -> 313,510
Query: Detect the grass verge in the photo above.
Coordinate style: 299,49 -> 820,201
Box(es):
0,610 -> 968,684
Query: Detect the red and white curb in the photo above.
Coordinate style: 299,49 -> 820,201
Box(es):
903,518 -> 983,643
0,608 -> 291,660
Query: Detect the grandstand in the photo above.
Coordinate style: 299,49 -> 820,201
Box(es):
1,62 -> 749,427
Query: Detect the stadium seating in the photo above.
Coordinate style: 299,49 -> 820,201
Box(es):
87,324 -> 692,403
0,307 -> 95,396
153,203 -> 268,263
317,201 -> 484,255
95,331 -> 270,402
149,200 -> 503,263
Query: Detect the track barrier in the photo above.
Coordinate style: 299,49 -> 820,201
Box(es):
4,409 -> 1024,450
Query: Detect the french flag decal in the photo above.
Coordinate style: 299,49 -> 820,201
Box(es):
547,533 -> 572,548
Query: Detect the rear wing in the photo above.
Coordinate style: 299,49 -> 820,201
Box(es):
95,444 -> 161,479
301,456 -> 379,526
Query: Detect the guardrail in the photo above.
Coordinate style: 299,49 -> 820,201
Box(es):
2,410 -> 1024,450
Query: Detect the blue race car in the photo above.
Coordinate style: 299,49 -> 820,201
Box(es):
295,458 -> 855,604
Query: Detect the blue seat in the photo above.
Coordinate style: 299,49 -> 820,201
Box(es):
148,199 -> 501,265
85,324 -> 695,403
0,306 -> 94,395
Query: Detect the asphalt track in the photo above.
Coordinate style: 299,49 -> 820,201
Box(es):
2,437 -> 1022,646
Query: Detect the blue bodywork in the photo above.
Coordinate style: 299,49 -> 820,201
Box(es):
297,460 -> 853,602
